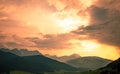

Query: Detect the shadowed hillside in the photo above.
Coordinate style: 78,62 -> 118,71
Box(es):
0,49 -> 78,74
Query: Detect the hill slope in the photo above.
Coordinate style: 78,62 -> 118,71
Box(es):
0,50 -> 77,73
45,54 -> 80,62
103,58 -> 120,71
67,56 -> 112,70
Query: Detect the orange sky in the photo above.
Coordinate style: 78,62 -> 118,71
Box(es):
0,0 -> 120,60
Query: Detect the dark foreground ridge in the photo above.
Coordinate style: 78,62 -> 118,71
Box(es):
0,50 -> 78,74
99,58 -> 120,74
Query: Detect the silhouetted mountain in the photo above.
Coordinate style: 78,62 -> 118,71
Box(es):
0,48 -> 41,56
0,50 -> 78,73
67,56 -> 112,70
102,58 -> 120,71
45,54 -> 80,62
0,51 -> 19,73
98,58 -> 120,74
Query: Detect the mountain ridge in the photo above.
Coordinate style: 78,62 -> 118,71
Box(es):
0,48 -> 41,56
0,49 -> 78,73
45,54 -> 80,62
102,58 -> 120,71
67,56 -> 112,70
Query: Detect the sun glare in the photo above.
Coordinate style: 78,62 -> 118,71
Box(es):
59,17 -> 81,26
58,17 -> 81,32
55,16 -> 89,33
81,40 -> 99,51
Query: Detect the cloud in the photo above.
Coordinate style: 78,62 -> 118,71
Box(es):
72,0 -> 120,49
0,30 -> 76,50
0,16 -> 33,37
87,5 -> 109,25
48,0 -> 95,10
0,32 -> 35,49
85,19 -> 120,47
25,33 -> 74,49
94,0 -> 120,11
0,0 -> 119,51
0,0 -> 76,50
86,0 -> 120,48
0,0 -> 56,13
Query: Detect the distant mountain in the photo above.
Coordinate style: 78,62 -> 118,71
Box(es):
45,54 -> 80,62
0,50 -> 77,73
0,48 -> 41,56
67,56 -> 112,70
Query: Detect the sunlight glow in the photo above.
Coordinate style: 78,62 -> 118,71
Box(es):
57,17 -> 81,32
81,41 -> 99,51
40,40 -> 120,60
59,17 -> 80,26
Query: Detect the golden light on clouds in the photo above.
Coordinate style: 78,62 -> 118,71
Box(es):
54,15 -> 87,33
0,0 -> 120,60
19,8 -> 90,34
0,0 -> 97,36
40,39 -> 119,60
3,0 -> 94,34
81,40 -> 99,51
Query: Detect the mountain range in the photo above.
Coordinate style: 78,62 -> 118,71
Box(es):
45,54 -> 80,62
45,54 -> 112,70
66,56 -> 112,70
0,47 -> 115,74
0,48 -> 41,56
0,50 -> 77,74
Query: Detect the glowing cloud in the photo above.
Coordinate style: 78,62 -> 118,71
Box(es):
0,0 -> 120,60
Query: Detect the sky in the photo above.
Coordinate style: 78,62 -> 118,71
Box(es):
0,0 -> 120,60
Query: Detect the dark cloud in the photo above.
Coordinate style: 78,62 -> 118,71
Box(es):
85,18 -> 120,47
94,0 -> 120,11
0,0 -> 120,53
73,19 -> 120,48
86,0 -> 120,48
87,5 -> 109,25
5,42 -> 22,48
73,0 -> 120,48
25,34 -> 73,49
0,35 -> 22,48
0,31 -> 75,50
0,33 -> 35,49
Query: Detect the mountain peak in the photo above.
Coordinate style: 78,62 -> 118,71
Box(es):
0,50 -> 77,73
0,48 -> 41,56
67,56 -> 112,70
70,54 -> 80,57
45,54 -> 81,62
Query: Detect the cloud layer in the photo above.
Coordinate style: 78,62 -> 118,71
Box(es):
0,0 -> 120,59
72,0 -> 120,48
